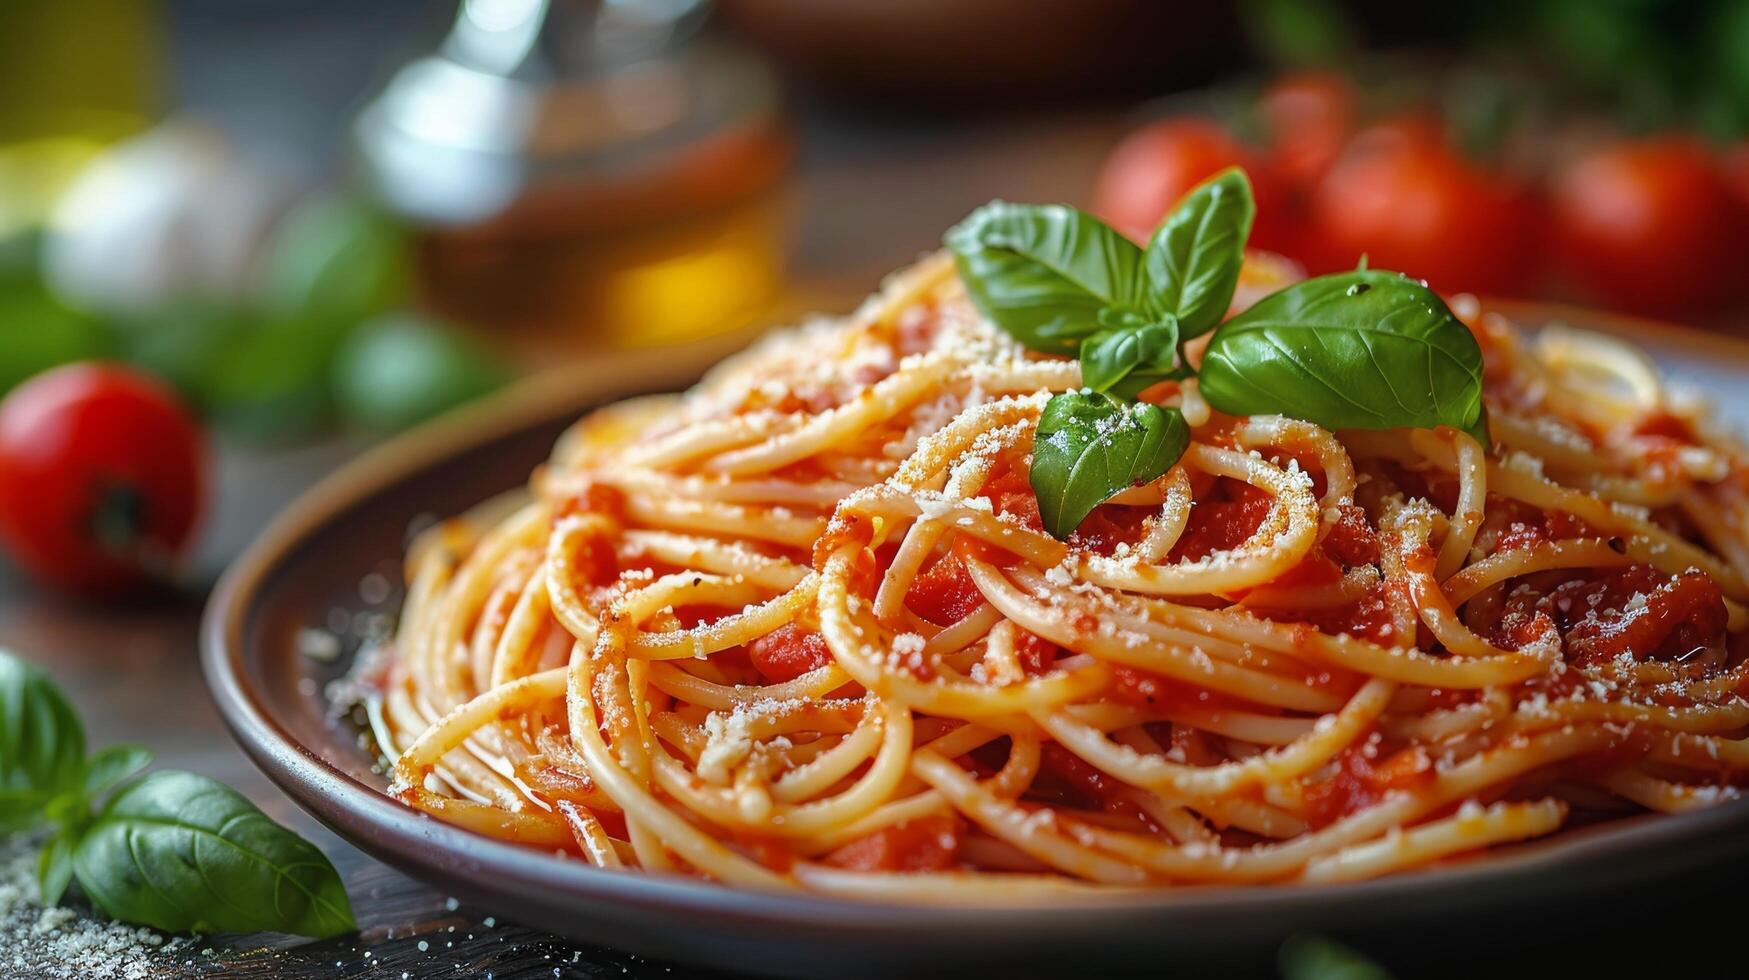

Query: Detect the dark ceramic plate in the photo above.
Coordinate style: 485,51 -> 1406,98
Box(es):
203,307 -> 1749,979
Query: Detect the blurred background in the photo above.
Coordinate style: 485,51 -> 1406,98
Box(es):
4,0 -> 1749,586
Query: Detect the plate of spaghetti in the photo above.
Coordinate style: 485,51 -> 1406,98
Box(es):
204,173 -> 1749,976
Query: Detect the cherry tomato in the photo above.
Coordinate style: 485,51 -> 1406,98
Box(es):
0,363 -> 206,595
1258,70 -> 1356,189
1308,118 -> 1534,296
1550,136 -> 1742,317
1718,139 -> 1749,217
1090,117 -> 1294,253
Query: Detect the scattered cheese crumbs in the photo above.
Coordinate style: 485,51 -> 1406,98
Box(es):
1500,451 -> 1546,478
295,626 -> 342,662
1,833 -> 177,978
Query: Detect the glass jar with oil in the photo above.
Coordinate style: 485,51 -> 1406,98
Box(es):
353,0 -> 791,356
0,0 -> 162,239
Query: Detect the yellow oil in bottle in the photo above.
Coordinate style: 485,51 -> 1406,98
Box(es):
411,121 -> 792,352
0,0 -> 161,236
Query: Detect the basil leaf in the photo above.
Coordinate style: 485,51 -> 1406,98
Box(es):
0,651 -> 86,833
72,769 -> 356,937
39,828 -> 78,906
946,202 -> 1148,352
1031,392 -> 1190,539
82,744 -> 154,797
1144,167 -> 1255,338
1279,933 -> 1393,980
1081,318 -> 1186,400
1200,270 -> 1489,444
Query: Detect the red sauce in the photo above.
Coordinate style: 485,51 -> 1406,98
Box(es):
1322,503 -> 1380,566
1027,744 -> 1151,827
1563,567 -> 1727,667
1491,499 -> 1595,553
1494,563 -> 1729,670
554,483 -> 626,587
1283,577 -> 1404,646
747,623 -> 833,682
1301,736 -> 1435,828
823,814 -> 961,872
1013,629 -> 1058,674
1636,410 -> 1696,444
555,481 -> 626,522
1169,480 -> 1274,562
904,553 -> 984,626
1108,667 -> 1239,713
982,464 -> 1043,531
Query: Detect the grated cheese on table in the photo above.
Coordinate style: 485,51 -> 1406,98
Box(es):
0,833 -> 181,979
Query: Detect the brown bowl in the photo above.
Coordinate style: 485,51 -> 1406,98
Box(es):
203,306 -> 1749,978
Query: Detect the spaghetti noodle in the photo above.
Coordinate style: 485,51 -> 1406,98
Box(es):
375,252 -> 1749,901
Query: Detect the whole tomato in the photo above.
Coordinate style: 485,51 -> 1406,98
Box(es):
1090,117 -> 1294,253
1308,118 -> 1535,296
1550,136 -> 1742,317
1258,70 -> 1356,189
0,363 -> 206,595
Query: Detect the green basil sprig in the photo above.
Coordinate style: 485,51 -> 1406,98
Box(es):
947,166 -> 1489,539
0,649 -> 355,938
1032,393 -> 1190,539
1081,316 -> 1186,400
0,653 -> 86,833
1142,168 -> 1255,338
945,202 -> 1149,353
1199,270 -> 1489,444
75,770 -> 356,936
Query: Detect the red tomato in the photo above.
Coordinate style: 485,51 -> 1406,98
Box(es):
1090,117 -> 1293,253
0,363 -> 206,595
746,623 -> 833,683
1258,70 -> 1356,189
1550,136 -> 1742,317
1308,118 -> 1535,296
1718,139 -> 1749,217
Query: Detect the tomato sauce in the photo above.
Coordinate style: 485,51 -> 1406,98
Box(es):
1170,480 -> 1274,562
1301,736 -> 1435,828
747,623 -> 834,682
1322,502 -> 1380,566
1494,563 -> 1728,669
823,814 -> 961,872
904,553 -> 984,626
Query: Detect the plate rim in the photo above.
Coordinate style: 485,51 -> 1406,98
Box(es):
200,303 -> 1749,953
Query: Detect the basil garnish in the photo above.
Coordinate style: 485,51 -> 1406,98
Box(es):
945,202 -> 1149,352
1200,270 -> 1489,444
0,654 -> 86,833
73,770 -> 356,937
39,829 -> 78,905
1031,392 -> 1190,539
81,744 -> 154,796
0,649 -> 356,939
1081,317 -> 1186,400
1143,168 -> 1254,338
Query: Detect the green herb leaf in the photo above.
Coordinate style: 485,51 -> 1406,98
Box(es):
72,770 -> 356,937
82,745 -> 154,797
1081,317 -> 1186,399
1279,933 -> 1394,980
0,651 -> 87,833
946,203 -> 1148,353
38,829 -> 78,906
1031,392 -> 1190,539
1199,270 -> 1489,444
1143,167 -> 1255,338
